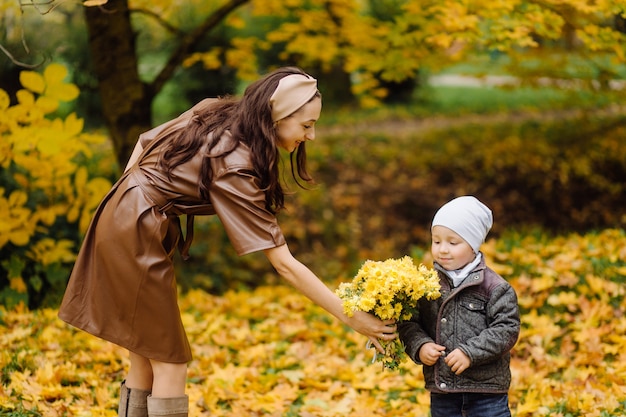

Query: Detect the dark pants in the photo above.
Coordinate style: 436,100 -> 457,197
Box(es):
430,393 -> 511,417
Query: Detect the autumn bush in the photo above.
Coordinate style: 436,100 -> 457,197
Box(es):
0,64 -> 113,310
1,229 -> 625,416
275,111 -> 626,266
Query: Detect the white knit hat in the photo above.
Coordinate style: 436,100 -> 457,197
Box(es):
432,196 -> 493,253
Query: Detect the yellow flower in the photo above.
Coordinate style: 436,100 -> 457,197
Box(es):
335,256 -> 441,370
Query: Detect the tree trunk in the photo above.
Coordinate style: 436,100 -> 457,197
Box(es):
84,0 -> 153,169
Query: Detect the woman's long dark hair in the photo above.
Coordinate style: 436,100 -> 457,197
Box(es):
159,67 -> 319,213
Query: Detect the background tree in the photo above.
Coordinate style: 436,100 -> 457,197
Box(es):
2,0 -> 625,167
1,0 -> 625,309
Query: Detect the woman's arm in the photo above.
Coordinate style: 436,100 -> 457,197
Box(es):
264,244 -> 396,352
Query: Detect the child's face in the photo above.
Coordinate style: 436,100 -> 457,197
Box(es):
431,225 -> 476,271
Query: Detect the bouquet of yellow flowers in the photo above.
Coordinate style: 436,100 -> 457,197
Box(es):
335,256 -> 441,370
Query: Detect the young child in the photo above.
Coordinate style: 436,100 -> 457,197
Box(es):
399,196 -> 520,417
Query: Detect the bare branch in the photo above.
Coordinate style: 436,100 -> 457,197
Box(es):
19,0 -> 68,15
0,43 -> 46,68
0,0 -> 53,68
129,7 -> 183,35
148,0 -> 250,95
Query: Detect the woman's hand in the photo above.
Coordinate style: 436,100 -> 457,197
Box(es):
347,311 -> 397,353
263,245 -> 397,353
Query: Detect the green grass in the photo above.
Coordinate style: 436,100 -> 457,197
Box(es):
438,52 -> 626,79
420,85 -> 611,115
320,82 -> 618,126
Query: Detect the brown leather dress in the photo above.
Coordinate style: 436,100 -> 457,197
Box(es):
58,101 -> 286,363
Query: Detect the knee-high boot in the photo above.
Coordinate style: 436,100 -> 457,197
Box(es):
147,395 -> 189,417
118,380 -> 151,417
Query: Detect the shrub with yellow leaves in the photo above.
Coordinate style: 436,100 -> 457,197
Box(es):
335,256 -> 440,370
0,63 -> 112,308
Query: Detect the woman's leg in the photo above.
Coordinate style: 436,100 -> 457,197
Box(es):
126,351 -> 154,390
149,360 -> 187,397
118,351 -> 153,417
146,360 -> 188,417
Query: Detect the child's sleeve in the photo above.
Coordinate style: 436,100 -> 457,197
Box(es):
398,319 -> 435,365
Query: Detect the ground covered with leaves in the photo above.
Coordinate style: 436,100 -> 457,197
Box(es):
1,229 -> 625,416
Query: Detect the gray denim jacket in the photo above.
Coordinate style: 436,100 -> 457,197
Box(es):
398,256 -> 520,394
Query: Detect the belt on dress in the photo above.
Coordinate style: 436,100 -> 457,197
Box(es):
129,169 -> 194,260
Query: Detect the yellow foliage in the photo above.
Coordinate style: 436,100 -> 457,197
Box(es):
0,189 -> 35,247
9,277 -> 28,293
83,0 -> 108,6
97,0 -> 626,108
20,70 -> 46,94
183,49 -> 223,70
2,230 -> 623,415
27,238 -> 76,266
0,63 -> 112,307
226,38 -> 260,81
15,64 -> 78,117
41,63 -> 80,102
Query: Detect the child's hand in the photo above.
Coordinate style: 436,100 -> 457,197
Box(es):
418,342 -> 446,365
444,348 -> 471,375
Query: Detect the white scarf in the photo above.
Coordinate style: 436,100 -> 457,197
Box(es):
436,253 -> 482,287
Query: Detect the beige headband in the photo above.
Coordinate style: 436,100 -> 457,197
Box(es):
270,74 -> 318,122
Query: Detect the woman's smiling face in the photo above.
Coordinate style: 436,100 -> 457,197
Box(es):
275,97 -> 322,153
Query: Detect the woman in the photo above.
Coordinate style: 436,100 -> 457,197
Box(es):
58,67 -> 397,417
